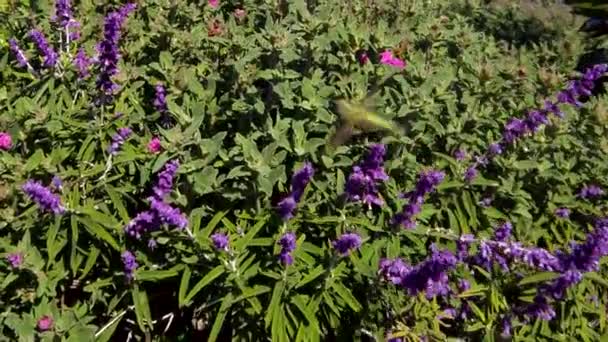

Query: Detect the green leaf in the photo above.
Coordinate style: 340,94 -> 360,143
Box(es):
24,149 -> 44,172
234,216 -> 268,251
330,281 -> 362,312
137,265 -> 183,282
184,265 -> 224,305
132,285 -> 152,332
95,311 -> 126,342
518,272 -> 559,286
296,265 -> 325,289
265,281 -> 285,328
179,266 -> 192,308
208,293 -> 233,342
76,216 -> 120,251
105,186 -> 130,224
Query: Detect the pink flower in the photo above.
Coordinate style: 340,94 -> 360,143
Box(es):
234,8 -> 246,21
208,0 -> 219,8
379,50 -> 406,69
358,52 -> 369,65
0,132 -> 12,150
148,137 -> 162,153
37,315 -> 53,331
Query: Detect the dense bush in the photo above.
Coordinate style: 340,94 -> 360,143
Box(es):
2,0 -> 608,340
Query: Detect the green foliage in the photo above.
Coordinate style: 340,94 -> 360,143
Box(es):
1,0 -> 608,340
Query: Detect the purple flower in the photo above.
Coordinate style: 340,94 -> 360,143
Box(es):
494,221 -> 512,241
276,195 -> 297,221
488,143 -> 503,156
393,170 -> 444,229
502,118 -> 528,144
543,100 -> 564,118
399,246 -> 458,299
456,234 -> 474,261
543,270 -> 582,299
52,0 -> 73,28
463,165 -> 478,183
74,48 -> 91,78
149,198 -> 188,229
276,163 -> 314,221
125,211 -> 157,239
67,20 -> 81,41
379,258 -> 410,285
122,250 -> 138,280
51,176 -> 63,190
345,144 -> 389,207
96,3 -> 137,94
458,279 -> 471,292
153,83 -> 168,113
22,180 -> 65,214
108,127 -> 132,155
557,218 -> 608,272
7,253 -> 23,268
332,232 -> 362,256
554,207 -> 570,219
479,196 -> 493,207
453,148 -> 467,161
578,184 -> 604,199
29,30 -> 58,68
500,317 -> 512,336
521,295 -> 555,321
278,232 -> 296,265
147,239 -> 157,250
524,110 -> 549,132
152,159 -> 180,200
211,233 -> 229,251
8,38 -> 28,68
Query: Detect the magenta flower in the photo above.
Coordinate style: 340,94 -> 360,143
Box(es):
379,50 -> 406,69
0,132 -> 12,150
148,137 -> 162,153
7,253 -> 23,268
37,315 -> 53,331
208,0 -> 219,8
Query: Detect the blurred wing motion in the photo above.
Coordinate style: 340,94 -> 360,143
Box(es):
565,0 -> 608,18
329,99 -> 404,147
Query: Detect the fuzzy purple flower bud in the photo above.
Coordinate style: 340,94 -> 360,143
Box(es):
52,0 -> 73,28
278,232 -> 296,265
332,232 -> 362,256
74,48 -> 92,78
494,221 -> 512,242
276,195 -> 297,221
211,233 -> 229,251
453,148 -> 467,161
22,180 -> 65,214
393,170 -> 444,229
149,198 -> 188,229
276,163 -> 314,221
29,30 -> 58,68
152,159 -> 180,200
578,184 -> 604,199
554,207 -> 570,219
122,250 -> 138,280
153,83 -> 168,113
108,127 -> 132,155
464,165 -> 478,183
344,144 -> 389,207
8,38 -> 28,68
7,253 -> 23,268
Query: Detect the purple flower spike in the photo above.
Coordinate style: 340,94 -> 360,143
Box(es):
149,198 -> 188,229
554,207 -> 570,219
122,250 -> 138,280
108,127 -> 132,155
393,169 -> 444,229
275,163 -> 314,221
464,165 -> 478,183
544,100 -> 564,118
494,221 -> 512,242
74,48 -> 91,78
211,233 -> 229,251
53,0 -> 73,28
453,148 -> 467,161
152,160 -> 180,200
578,184 -> 604,199
8,38 -> 29,68
522,295 -> 556,321
278,232 -> 296,265
22,180 -> 65,214
29,30 -> 58,68
332,232 -> 362,256
345,144 -> 389,207
153,83 -> 168,113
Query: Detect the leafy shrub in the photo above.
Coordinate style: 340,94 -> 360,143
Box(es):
1,0 -> 608,341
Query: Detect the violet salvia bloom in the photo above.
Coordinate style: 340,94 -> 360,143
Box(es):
122,250 -> 138,280
52,0 -> 73,28
290,162 -> 315,201
51,176 -> 63,190
278,232 -> 296,265
502,118 -> 528,144
332,232 -> 362,256
379,258 -> 410,286
554,207 -> 570,219
458,279 -> 471,292
494,221 -> 512,242
153,83 -> 168,113
74,48 -> 91,78
96,3 -> 136,94
108,127 -> 132,155
463,165 -> 478,183
521,295 -> 555,321
456,234 -> 474,261
149,198 -> 188,229
524,110 -> 549,132
393,170 -> 444,229
557,218 -> 608,272
276,163 -> 314,221
345,144 -> 389,206
125,211 -> 157,239
578,184 -> 604,199
211,233 -> 229,251
7,253 -> 23,268
276,195 -> 297,221
29,30 -> 58,68
543,100 -> 563,118
453,148 -> 467,161
22,180 -> 65,214
8,38 -> 28,68
152,159 -> 180,200
543,270 -> 582,299
400,246 -> 458,299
